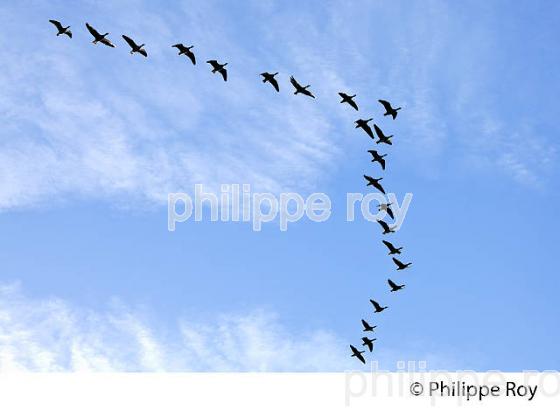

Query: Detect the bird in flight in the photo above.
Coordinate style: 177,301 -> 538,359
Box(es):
361,319 -> 377,332
49,20 -> 72,38
350,345 -> 366,364
388,279 -> 405,292
378,202 -> 394,220
363,175 -> 386,195
85,23 -> 115,48
370,299 -> 388,313
368,150 -> 387,170
172,43 -> 196,65
260,72 -> 280,92
338,92 -> 358,111
207,60 -> 228,81
355,118 -> 374,139
290,76 -> 315,98
377,219 -> 395,235
122,35 -> 147,57
374,124 -> 393,145
361,336 -> 377,352
382,240 -> 402,255
378,99 -> 401,120
392,257 -> 412,271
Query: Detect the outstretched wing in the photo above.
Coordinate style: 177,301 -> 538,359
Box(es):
85,22 -> 100,38
382,240 -> 395,252
122,35 -> 138,49
350,345 -> 366,364
219,68 -> 227,82
361,319 -> 370,330
49,19 -> 63,31
370,299 -> 381,310
378,99 -> 392,112
138,48 -> 148,57
374,124 -> 384,139
363,174 -> 374,184
388,279 -> 398,289
270,76 -> 280,92
172,43 -> 184,51
290,76 -> 301,89
348,99 -> 359,111
187,50 -> 196,65
378,219 -> 390,232
100,37 -> 115,48
392,257 -> 405,269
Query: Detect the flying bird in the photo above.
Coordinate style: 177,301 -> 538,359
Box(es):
374,124 -> 393,145
350,345 -> 366,364
172,43 -> 196,65
363,175 -> 386,195
290,76 -> 315,98
368,150 -> 387,170
85,23 -> 115,48
338,92 -> 358,110
355,118 -> 374,139
388,279 -> 405,292
370,299 -> 388,313
377,219 -> 395,235
260,72 -> 279,92
361,337 -> 377,352
378,202 -> 394,220
379,99 -> 401,120
122,35 -> 147,57
49,20 -> 72,38
392,257 -> 412,271
382,240 -> 402,255
361,319 -> 377,332
207,60 -> 228,81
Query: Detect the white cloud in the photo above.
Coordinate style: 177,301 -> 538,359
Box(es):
0,283 -> 350,372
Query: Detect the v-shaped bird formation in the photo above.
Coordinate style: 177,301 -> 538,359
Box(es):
49,18 -> 411,366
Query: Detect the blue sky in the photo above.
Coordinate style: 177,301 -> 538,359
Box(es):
0,0 -> 559,371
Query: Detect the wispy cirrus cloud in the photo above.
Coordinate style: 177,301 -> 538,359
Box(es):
0,283 -> 349,372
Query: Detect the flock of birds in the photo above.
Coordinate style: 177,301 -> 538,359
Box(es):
348,96 -> 413,366
49,18 -> 411,366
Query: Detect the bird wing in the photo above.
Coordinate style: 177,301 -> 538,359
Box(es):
219,68 -> 227,81
172,43 -> 185,51
100,37 -> 115,48
206,60 -> 218,69
49,20 -> 63,31
85,23 -> 100,38
350,346 -> 366,364
361,319 -> 370,329
290,76 -> 301,89
378,99 -> 391,112
370,299 -> 381,310
348,99 -> 359,111
388,279 -> 398,289
392,257 -> 405,268
270,77 -> 280,92
138,48 -> 148,57
363,174 -> 374,184
122,35 -> 138,49
379,157 -> 386,170
378,220 -> 390,232
303,89 -> 315,98
374,124 -> 384,138
187,50 -> 196,65
386,207 -> 394,219
373,181 -> 386,194
338,92 -> 347,99
363,124 -> 374,139
382,240 -> 395,251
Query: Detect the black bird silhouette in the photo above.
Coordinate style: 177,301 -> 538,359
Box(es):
377,219 -> 395,235
207,60 -> 228,81
85,23 -> 115,48
379,99 -> 401,120
361,319 -> 377,332
339,92 -> 358,110
378,202 -> 394,220
388,279 -> 405,292
260,72 -> 279,92
355,118 -> 374,139
49,20 -> 72,38
122,35 -> 147,57
172,43 -> 196,65
368,150 -> 387,170
374,124 -> 393,145
363,175 -> 386,195
370,299 -> 388,313
382,240 -> 402,255
361,337 -> 377,352
392,257 -> 412,271
350,345 -> 366,364
290,76 -> 315,98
